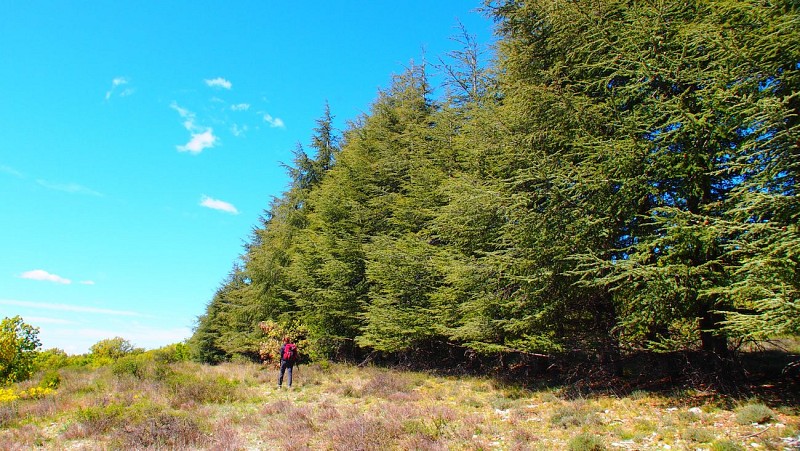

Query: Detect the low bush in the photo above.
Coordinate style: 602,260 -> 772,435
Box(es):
735,403 -> 774,425
568,432 -> 606,451
164,371 -> 242,406
0,403 -> 18,428
113,409 -> 207,449
550,402 -> 602,428
38,370 -> 60,389
683,427 -> 715,443
74,403 -> 127,435
360,370 -> 415,397
327,415 -> 399,451
711,439 -> 745,451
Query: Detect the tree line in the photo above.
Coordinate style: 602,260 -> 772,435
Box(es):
190,0 -> 799,376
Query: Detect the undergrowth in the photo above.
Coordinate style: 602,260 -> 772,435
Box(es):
0,361 -> 797,450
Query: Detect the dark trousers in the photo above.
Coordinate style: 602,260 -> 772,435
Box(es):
278,360 -> 294,387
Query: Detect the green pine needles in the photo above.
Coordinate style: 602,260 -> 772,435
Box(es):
190,1 -> 800,372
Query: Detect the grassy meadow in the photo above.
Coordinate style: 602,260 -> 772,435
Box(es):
1,355 -> 799,450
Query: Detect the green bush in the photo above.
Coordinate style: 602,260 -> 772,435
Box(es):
115,409 -> 206,448
568,432 -> 606,451
0,316 -> 41,383
76,403 -> 127,433
711,439 -> 745,451
550,403 -> 602,428
165,372 -> 241,405
112,354 -> 149,379
33,348 -> 69,371
151,343 -> 191,363
38,370 -> 61,389
89,337 -> 142,361
683,427 -> 715,443
735,403 -> 774,425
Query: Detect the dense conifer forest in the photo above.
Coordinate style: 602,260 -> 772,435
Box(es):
189,0 -> 800,382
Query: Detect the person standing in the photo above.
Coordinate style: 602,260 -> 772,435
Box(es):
278,336 -> 297,388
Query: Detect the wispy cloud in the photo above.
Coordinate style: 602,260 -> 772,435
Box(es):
24,316 -> 76,325
19,269 -> 71,284
0,299 -> 143,317
105,76 -> 133,100
230,103 -> 250,111
170,102 -> 196,130
205,77 -> 232,90
171,102 -> 218,154
230,124 -> 248,137
199,195 -> 239,214
36,179 -> 103,196
263,113 -> 286,128
0,165 -> 24,178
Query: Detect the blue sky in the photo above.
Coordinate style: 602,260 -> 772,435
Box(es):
0,2 -> 495,354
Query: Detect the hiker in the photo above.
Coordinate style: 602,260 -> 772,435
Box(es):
278,336 -> 297,388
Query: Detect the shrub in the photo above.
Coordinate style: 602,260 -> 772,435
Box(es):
89,337 -> 141,361
19,387 -> 53,400
151,343 -> 192,363
114,409 -> 207,449
0,402 -> 18,428
262,399 -> 293,416
735,403 -> 774,425
0,424 -> 45,449
550,403 -> 602,428
683,427 -> 715,443
111,354 -> 163,379
0,316 -> 41,384
75,403 -> 127,434
33,348 -> 69,371
711,439 -> 745,451
165,372 -> 241,406
361,370 -> 414,397
38,370 -> 60,389
0,388 -> 18,403
402,417 -> 448,441
328,416 -> 398,451
568,432 -> 606,451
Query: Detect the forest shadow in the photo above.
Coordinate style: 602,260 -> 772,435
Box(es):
504,349 -> 800,408
361,344 -> 800,408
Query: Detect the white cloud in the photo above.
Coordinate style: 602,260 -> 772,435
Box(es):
230,103 -> 250,111
0,165 -> 24,178
80,280 -> 96,285
171,103 -> 218,153
263,113 -> 286,128
230,124 -> 248,137
24,316 -> 76,325
105,76 -> 131,100
170,102 -> 192,120
205,77 -> 232,89
170,102 -> 197,131
19,269 -> 71,284
199,195 -> 239,214
36,179 -> 103,196
177,129 -> 218,154
0,299 -> 142,316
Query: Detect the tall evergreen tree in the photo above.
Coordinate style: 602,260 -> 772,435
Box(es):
489,0 -> 799,361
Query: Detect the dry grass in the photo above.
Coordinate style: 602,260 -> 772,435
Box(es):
0,361 -> 798,450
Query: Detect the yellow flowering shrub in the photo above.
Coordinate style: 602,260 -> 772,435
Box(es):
20,386 -> 54,400
0,387 -> 18,403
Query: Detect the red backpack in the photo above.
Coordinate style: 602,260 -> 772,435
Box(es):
282,343 -> 297,362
